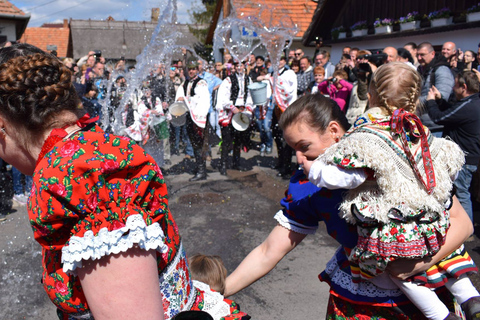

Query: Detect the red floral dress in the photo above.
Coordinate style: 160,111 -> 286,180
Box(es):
27,125 -> 246,319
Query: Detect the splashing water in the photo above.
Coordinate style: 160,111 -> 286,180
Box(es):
215,0 -> 297,90
253,0 -> 297,89
100,0 -> 204,167
214,10 -> 262,63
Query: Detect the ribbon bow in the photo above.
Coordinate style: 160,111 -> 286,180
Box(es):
390,109 -> 436,194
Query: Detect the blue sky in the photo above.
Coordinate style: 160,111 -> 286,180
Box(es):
13,0 -> 198,27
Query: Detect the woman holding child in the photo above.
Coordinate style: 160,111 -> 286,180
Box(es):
226,63 -> 478,319
0,43 -> 246,319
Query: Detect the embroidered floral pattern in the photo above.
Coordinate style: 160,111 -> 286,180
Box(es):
28,125 -> 182,315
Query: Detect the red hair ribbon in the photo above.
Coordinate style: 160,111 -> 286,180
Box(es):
390,109 -> 436,194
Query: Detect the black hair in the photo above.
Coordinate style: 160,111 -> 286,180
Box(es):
279,94 -> 350,133
397,47 -> 414,64
404,42 -> 417,49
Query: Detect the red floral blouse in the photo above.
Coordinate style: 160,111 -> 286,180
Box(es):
27,125 -> 182,315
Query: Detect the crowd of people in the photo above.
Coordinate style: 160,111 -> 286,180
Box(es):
1,36 -> 480,320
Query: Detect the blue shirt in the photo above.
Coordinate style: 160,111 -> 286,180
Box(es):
277,170 -> 408,305
199,71 -> 222,112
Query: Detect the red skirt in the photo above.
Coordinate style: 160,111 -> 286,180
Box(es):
326,288 -> 458,320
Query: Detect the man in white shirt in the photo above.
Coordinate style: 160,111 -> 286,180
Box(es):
215,61 -> 254,174
175,62 -> 211,181
271,56 -> 298,179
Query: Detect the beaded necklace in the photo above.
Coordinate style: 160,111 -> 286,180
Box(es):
35,114 -> 98,167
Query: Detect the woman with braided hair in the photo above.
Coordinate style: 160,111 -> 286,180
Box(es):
0,43 -> 249,320
290,62 -> 479,320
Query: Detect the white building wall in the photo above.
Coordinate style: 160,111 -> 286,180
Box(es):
0,21 -> 17,41
329,27 -> 480,65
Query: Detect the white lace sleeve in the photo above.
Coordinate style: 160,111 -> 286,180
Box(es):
274,210 -> 318,234
61,214 -> 169,275
309,157 -> 367,190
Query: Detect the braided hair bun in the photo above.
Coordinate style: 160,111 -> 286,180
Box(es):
0,43 -> 82,132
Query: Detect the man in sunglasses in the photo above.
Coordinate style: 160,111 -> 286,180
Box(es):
294,49 -> 304,60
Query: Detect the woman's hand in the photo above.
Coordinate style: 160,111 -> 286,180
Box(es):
473,69 -> 480,81
386,256 -> 434,280
388,196 -> 472,281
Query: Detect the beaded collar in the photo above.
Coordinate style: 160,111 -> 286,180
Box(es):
35,114 -> 98,167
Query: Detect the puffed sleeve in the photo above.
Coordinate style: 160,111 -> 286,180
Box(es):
29,128 -> 179,275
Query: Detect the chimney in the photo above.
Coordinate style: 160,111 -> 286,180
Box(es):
151,8 -> 160,22
63,19 -> 68,29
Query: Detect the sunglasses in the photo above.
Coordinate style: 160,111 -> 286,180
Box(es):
295,53 -> 302,56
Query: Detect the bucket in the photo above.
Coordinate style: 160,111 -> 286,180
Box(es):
248,82 -> 267,105
169,101 -> 188,127
232,112 -> 251,131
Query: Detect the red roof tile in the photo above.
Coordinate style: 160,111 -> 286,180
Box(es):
0,0 -> 26,16
230,0 -> 317,38
19,24 -> 71,57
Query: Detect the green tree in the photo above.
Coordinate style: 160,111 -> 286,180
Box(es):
188,0 -> 216,59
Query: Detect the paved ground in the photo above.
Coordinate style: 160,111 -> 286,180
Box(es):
1,142 -> 479,320
0,144 -> 338,320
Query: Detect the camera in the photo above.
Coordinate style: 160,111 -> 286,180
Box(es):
362,53 -> 387,67
93,50 -> 102,57
315,37 -> 322,45
358,63 -> 372,74
328,77 -> 338,83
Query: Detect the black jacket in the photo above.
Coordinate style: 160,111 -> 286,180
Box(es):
427,93 -> 480,165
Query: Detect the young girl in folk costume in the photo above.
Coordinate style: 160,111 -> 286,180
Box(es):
189,254 -> 250,320
300,62 -> 479,320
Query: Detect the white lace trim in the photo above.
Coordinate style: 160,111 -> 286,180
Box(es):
324,247 -> 403,298
274,210 -> 318,235
62,214 -> 169,274
192,281 -> 231,320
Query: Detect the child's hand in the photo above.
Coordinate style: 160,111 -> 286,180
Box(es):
301,158 -> 314,177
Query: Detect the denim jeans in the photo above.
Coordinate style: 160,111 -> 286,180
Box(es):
12,167 -> 32,195
454,163 -> 477,223
173,124 -> 194,156
255,106 -> 273,148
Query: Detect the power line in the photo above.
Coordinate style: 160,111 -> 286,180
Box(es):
25,0 -> 59,11
30,0 -> 92,22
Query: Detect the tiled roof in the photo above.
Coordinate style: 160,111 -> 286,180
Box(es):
230,0 -> 317,38
19,22 -> 71,58
69,19 -> 206,60
0,0 -> 26,16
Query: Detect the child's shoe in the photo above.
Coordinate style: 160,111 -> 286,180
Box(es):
462,296 -> 480,320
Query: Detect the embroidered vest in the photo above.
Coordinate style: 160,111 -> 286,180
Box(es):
182,77 -> 202,97
228,73 -> 250,105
